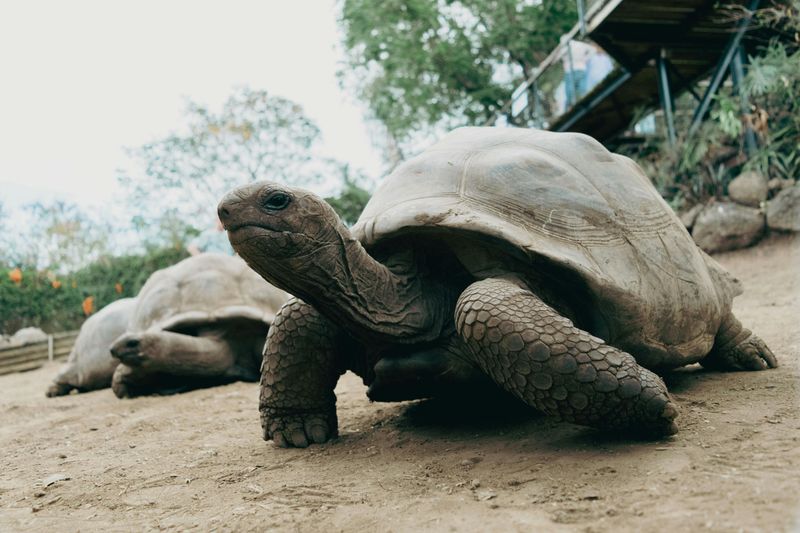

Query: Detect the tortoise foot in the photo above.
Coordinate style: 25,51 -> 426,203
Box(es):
45,382 -> 73,398
606,366 -> 679,437
262,409 -> 338,448
703,313 -> 778,371
702,333 -> 778,371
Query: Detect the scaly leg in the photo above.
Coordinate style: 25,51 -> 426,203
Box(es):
260,298 -> 346,448
455,277 -> 679,436
110,331 -> 236,376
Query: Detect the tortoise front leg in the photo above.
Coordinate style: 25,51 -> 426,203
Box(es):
455,276 -> 679,436
111,364 -> 178,398
261,298 -> 346,448
110,331 -> 236,376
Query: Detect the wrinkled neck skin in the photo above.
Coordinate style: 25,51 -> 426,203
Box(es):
242,226 -> 449,346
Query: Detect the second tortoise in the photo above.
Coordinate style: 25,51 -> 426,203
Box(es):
110,253 -> 287,398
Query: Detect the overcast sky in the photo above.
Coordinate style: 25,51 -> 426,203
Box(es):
0,0 -> 383,210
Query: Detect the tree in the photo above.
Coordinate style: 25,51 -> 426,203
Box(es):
118,87 -> 325,243
338,0 -> 577,149
23,201 -> 111,272
0,201 -> 8,267
0,200 -> 111,272
324,164 -> 373,225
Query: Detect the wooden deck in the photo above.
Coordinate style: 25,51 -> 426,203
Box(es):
511,0 -> 755,143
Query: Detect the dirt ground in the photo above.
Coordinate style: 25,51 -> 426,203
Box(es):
1,234 -> 798,532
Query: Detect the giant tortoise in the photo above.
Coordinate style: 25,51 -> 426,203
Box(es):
109,253 -> 287,398
218,127 -> 777,447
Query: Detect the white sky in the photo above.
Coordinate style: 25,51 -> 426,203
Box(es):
0,0 -> 383,210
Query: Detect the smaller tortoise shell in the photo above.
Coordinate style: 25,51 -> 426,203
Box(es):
130,253 -> 288,334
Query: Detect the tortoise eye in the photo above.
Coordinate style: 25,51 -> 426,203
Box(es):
262,192 -> 291,211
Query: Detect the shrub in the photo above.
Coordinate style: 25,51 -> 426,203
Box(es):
0,246 -> 187,334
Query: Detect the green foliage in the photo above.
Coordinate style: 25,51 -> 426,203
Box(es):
630,1 -> 799,207
339,0 -> 577,147
324,165 -> 372,225
635,116 -> 733,206
737,38 -> 800,181
0,247 -> 187,334
118,87 -> 324,245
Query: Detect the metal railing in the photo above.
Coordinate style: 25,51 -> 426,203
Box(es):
490,0 -> 621,128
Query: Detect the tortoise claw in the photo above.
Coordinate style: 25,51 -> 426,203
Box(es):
702,334 -> 778,371
262,411 -> 337,448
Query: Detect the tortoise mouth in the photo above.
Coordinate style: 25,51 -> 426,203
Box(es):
226,224 -> 306,261
226,224 -> 280,246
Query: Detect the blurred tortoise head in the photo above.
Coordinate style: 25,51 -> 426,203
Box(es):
219,127 -> 775,447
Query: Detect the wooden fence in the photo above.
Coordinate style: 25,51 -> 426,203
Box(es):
0,331 -> 78,376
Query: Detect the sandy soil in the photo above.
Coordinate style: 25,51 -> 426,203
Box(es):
1,234 -> 798,532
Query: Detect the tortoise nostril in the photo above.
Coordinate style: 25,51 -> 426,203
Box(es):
125,338 -> 140,349
218,205 -> 230,222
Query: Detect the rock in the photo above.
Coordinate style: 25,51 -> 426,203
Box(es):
42,473 -> 70,487
692,202 -> 765,253
766,186 -> 800,232
728,171 -> 768,207
767,178 -> 795,195
9,327 -> 48,347
476,490 -> 497,501
678,204 -> 704,230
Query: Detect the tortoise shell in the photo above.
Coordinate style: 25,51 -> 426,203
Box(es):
352,127 -> 739,368
129,253 -> 287,334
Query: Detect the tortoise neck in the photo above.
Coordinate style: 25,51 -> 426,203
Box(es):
286,230 -> 447,344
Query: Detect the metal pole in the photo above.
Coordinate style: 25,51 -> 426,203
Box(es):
689,0 -> 761,136
657,50 -> 677,146
731,46 -> 758,156
555,68 -> 631,131
566,42 -> 578,107
535,82 -> 545,128
577,0 -> 587,37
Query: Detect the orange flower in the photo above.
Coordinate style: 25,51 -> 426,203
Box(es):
82,296 -> 95,316
8,268 -> 22,284
114,282 -> 123,294
51,280 -> 62,289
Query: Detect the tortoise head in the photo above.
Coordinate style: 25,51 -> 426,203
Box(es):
217,181 -> 350,294
219,181 -> 449,344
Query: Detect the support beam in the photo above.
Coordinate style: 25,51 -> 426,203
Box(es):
730,46 -> 758,156
688,0 -> 761,136
555,68 -> 632,131
577,0 -> 587,37
657,50 -> 677,146
665,59 -> 702,103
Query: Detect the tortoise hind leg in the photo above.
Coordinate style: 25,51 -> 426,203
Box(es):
455,276 -> 679,436
701,312 -> 777,371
